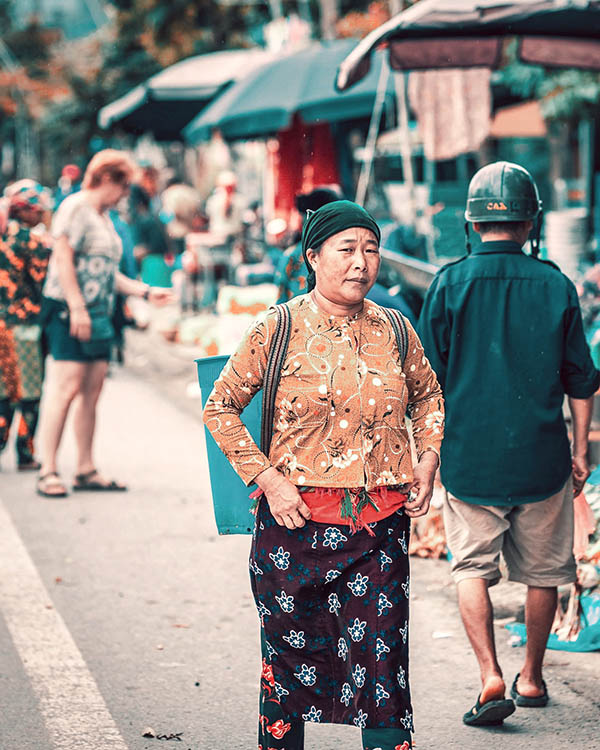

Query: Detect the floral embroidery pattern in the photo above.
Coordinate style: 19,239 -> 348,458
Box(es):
266,719 -> 291,739
397,666 -> 407,689
251,501 -> 412,733
347,572 -> 369,596
302,706 -> 322,723
269,546 -> 290,570
328,592 -> 341,615
204,295 -> 444,489
340,682 -> 354,706
400,710 -> 414,732
347,618 -> 367,642
352,664 -> 366,688
401,577 -> 410,599
380,550 -> 392,572
375,637 -> 390,661
294,664 -> 317,686
399,621 -> 408,644
265,640 -> 278,660
323,527 -> 348,550
274,682 -> 289,701
398,532 -> 408,554
376,683 -> 390,707
378,593 -> 393,616
275,590 -> 294,613
256,601 -> 271,623
282,630 -> 305,649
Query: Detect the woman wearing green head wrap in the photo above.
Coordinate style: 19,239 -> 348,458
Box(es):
301,199 -> 380,299
203,199 -> 444,750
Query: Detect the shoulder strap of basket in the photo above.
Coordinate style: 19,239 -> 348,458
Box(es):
381,307 -> 409,365
260,303 -> 292,455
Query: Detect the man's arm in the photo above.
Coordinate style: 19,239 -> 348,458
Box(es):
568,395 -> 594,495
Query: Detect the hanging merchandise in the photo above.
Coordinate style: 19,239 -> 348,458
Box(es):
407,68 -> 491,162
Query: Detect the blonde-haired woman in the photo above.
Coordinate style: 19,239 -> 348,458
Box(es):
37,150 -> 171,498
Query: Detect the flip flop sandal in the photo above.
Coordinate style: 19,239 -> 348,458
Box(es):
510,673 -> 549,707
463,695 -> 516,726
72,470 -> 127,492
37,472 -> 68,499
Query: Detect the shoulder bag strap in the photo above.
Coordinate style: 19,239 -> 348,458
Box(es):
381,307 -> 409,366
260,303 -> 292,455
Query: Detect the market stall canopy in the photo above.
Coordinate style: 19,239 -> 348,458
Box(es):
98,48 -> 273,141
184,39 -> 395,143
336,0 -> 600,91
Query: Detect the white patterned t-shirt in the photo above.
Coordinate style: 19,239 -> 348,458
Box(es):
44,192 -> 122,315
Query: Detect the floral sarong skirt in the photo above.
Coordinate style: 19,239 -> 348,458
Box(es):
249,499 -> 414,733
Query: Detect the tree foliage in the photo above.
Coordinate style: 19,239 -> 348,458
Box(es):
497,44 -> 600,122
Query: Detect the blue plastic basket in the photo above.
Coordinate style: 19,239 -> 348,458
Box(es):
196,355 -> 261,534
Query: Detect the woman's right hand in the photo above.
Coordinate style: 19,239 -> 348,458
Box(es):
69,305 -> 91,341
255,467 -> 312,529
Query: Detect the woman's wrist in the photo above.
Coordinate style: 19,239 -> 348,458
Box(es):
140,284 -> 151,300
255,466 -> 278,490
418,449 -> 439,468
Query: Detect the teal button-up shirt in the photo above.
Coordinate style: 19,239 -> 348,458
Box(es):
418,240 -> 600,506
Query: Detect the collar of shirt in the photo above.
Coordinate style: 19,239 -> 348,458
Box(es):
306,291 -> 367,322
471,240 -> 524,256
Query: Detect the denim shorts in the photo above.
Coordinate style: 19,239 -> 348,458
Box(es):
43,298 -> 111,362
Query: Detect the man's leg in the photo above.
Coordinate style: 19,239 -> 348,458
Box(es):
72,360 -> 109,477
443,493 -> 510,705
503,481 -> 575,701
38,360 -> 87,476
517,585 -> 557,698
457,578 -> 506,703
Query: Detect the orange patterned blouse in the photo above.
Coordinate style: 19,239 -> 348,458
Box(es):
203,294 -> 444,491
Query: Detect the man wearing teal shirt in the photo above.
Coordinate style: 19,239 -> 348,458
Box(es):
418,162 -> 599,727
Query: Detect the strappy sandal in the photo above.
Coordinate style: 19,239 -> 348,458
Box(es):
72,469 -> 127,492
37,472 -> 68,499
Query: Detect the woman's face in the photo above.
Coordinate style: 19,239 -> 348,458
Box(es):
100,174 -> 131,207
15,205 -> 44,227
307,226 -> 380,307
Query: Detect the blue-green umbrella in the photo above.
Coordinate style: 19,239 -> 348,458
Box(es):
98,48 -> 273,141
184,39 -> 394,143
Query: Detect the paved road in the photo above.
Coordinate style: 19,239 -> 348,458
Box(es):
0,363 -> 598,750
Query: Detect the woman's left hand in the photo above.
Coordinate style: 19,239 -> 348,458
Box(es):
404,451 -> 439,518
148,287 -> 175,306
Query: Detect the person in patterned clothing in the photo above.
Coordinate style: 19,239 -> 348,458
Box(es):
37,150 -> 172,498
0,182 -> 53,470
204,200 -> 444,750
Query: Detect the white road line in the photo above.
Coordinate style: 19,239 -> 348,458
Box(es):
0,500 -> 128,750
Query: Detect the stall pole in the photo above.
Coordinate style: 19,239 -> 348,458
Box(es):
355,60 -> 390,206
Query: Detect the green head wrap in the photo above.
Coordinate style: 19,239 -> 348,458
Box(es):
301,200 -> 381,291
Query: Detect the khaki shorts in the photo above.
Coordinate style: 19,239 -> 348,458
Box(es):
443,479 -> 576,587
